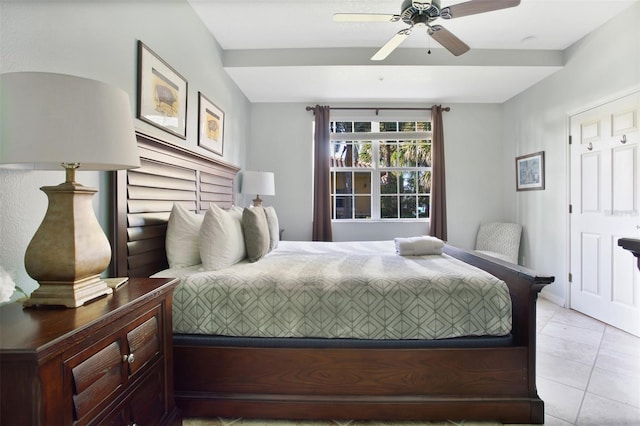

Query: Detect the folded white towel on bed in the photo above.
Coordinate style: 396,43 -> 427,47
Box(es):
394,236 -> 444,256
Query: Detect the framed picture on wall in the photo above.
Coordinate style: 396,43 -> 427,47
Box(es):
515,151 -> 545,191
197,92 -> 225,155
137,40 -> 188,139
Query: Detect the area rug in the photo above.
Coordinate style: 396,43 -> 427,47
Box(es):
183,419 -> 508,426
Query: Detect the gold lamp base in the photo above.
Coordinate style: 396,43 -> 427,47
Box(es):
252,195 -> 263,207
23,166 -> 113,308
23,275 -> 112,308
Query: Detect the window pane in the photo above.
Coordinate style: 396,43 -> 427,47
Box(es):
379,143 -> 397,167
380,171 -> 398,194
335,196 -> 353,219
356,142 -> 373,166
393,141 -> 414,167
330,142 -> 341,166
332,143 -> 352,167
400,171 -> 416,194
380,122 -> 397,132
335,171 -> 352,194
399,121 -> 415,131
333,121 -> 352,133
416,140 -> 431,167
354,172 -> 371,195
418,171 -> 431,194
354,122 -> 371,132
400,196 -> 416,218
331,141 -> 342,157
416,121 -> 431,131
418,196 -> 430,218
380,195 -> 398,219
355,196 -> 371,218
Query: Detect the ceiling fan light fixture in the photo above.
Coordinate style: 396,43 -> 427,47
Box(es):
402,0 -> 441,24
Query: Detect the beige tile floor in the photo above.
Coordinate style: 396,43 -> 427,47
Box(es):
535,298 -> 640,425
185,298 -> 640,425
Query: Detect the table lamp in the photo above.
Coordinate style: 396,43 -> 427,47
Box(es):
241,171 -> 275,207
0,72 -> 140,308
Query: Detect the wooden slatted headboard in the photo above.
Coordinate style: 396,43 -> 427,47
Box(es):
111,131 -> 240,277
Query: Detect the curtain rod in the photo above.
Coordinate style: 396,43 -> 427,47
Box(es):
305,106 -> 450,115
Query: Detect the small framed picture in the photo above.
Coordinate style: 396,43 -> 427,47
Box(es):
137,41 -> 187,139
197,92 -> 224,155
516,151 -> 545,191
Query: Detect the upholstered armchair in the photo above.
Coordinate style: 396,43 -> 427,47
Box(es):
474,222 -> 522,264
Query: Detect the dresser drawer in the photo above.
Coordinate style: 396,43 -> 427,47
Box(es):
72,341 -> 125,420
126,314 -> 159,376
129,363 -> 166,425
89,360 -> 165,426
67,305 -> 164,424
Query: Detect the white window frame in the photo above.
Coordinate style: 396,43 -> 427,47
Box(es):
330,119 -> 432,221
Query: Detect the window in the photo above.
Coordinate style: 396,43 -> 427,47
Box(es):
330,119 -> 432,220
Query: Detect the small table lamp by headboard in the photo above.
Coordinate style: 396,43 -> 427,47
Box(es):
241,171 -> 275,207
0,72 -> 140,308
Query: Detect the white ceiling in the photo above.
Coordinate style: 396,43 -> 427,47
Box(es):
187,0 -> 638,103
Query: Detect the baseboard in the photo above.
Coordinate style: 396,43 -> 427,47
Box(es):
539,289 -> 565,307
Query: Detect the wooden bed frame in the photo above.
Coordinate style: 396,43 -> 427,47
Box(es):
112,131 -> 554,424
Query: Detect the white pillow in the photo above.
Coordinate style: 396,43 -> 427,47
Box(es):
166,204 -> 204,268
200,204 -> 246,270
264,206 -> 280,250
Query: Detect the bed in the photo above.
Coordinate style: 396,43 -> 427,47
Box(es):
111,131 -> 554,424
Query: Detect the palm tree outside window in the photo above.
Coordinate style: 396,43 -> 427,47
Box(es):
329,119 -> 432,221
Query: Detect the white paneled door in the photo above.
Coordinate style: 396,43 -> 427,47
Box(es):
570,91 -> 640,337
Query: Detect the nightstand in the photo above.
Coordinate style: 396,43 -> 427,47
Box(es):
0,277 -> 180,425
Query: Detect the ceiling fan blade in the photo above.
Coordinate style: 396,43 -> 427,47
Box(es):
428,25 -> 470,56
371,29 -> 411,61
334,13 -> 400,23
441,0 -> 520,19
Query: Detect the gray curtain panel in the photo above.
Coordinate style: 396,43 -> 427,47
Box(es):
312,105 -> 333,242
429,105 -> 447,241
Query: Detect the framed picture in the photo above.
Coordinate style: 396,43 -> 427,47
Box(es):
515,151 -> 545,191
197,92 -> 225,155
137,41 -> 187,139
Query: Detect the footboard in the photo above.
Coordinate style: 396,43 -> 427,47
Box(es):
174,245 -> 554,424
175,345 -> 533,422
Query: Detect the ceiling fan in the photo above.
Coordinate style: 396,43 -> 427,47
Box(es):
334,0 -> 521,60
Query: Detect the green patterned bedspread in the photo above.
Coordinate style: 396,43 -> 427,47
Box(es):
156,241 -> 512,339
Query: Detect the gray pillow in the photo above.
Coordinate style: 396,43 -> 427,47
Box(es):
242,207 -> 270,262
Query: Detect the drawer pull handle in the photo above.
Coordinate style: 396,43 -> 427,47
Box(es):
122,353 -> 135,364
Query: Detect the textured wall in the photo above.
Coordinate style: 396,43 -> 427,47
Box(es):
0,0 -> 251,297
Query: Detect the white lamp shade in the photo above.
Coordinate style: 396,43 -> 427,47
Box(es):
241,171 -> 275,196
0,72 -> 140,171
